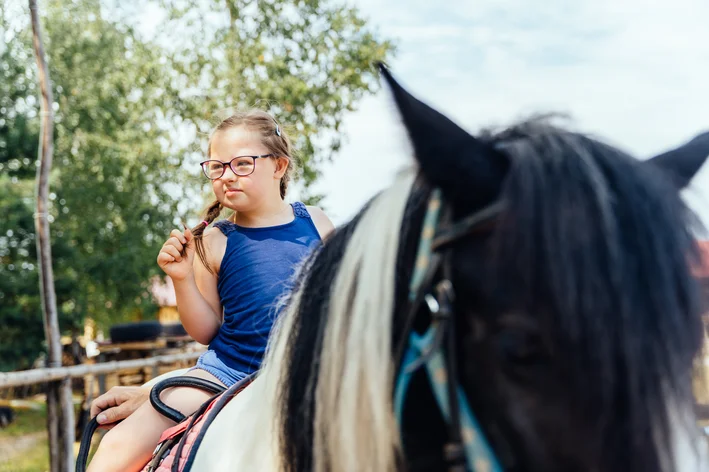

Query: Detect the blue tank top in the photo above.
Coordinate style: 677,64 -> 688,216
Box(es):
208,202 -> 321,375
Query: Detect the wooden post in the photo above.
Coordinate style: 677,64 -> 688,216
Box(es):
97,353 -> 107,395
28,1 -> 75,470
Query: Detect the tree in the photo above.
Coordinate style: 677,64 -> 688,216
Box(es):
0,179 -> 45,371
0,0 -> 392,371
2,1 -> 184,370
142,0 -> 394,202
28,0 -> 76,467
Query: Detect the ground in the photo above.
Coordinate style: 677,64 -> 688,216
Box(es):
0,398 -> 100,472
0,404 -> 49,471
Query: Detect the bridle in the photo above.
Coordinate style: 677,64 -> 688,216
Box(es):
393,188 -> 505,472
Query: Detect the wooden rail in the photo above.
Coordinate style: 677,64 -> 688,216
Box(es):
0,351 -> 202,389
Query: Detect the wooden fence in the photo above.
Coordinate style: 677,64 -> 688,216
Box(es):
0,351 -> 202,389
0,351 -> 202,471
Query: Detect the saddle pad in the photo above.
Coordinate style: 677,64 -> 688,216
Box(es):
140,375 -> 254,472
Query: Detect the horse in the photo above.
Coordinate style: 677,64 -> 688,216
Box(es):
147,65 -> 709,472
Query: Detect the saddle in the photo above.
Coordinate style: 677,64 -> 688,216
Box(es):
76,374 -> 254,472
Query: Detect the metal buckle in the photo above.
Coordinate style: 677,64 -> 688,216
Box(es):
403,281 -> 455,375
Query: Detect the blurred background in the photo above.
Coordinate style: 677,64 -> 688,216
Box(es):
1,0 -> 708,469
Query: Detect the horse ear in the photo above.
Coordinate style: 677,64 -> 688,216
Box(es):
645,131 -> 709,188
378,63 -> 508,209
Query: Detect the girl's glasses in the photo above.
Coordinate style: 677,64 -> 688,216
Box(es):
199,154 -> 274,180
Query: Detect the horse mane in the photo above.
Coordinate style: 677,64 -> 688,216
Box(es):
481,118 -> 705,470
268,170 -> 417,472
269,117 -> 706,472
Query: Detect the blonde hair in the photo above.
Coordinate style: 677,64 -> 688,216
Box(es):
195,110 -> 296,273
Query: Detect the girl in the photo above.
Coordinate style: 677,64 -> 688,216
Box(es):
88,110 -> 335,472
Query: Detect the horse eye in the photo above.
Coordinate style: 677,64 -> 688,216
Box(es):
496,330 -> 547,367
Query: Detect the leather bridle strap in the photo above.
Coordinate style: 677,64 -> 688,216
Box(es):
432,200 -> 505,251
393,187 -> 503,472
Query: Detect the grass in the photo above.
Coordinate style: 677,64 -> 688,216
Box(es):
0,400 -> 104,472
0,438 -> 50,472
0,406 -> 47,438
0,403 -> 49,472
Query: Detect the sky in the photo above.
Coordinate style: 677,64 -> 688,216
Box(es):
310,0 -> 709,230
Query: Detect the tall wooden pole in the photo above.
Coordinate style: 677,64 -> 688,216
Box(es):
28,1 -> 75,470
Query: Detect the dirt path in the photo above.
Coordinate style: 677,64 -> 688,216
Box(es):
0,432 -> 46,464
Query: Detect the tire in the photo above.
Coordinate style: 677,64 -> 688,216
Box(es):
0,407 -> 14,428
109,321 -> 163,343
160,322 -> 187,337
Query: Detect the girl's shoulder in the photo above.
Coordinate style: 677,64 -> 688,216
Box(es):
291,201 -> 310,218
302,205 -> 335,240
211,219 -> 237,236
195,225 -> 228,275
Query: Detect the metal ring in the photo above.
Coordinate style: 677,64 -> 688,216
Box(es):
424,293 -> 440,314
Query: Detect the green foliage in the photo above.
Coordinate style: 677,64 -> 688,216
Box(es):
149,0 -> 394,196
0,179 -> 44,371
0,9 -> 39,182
0,0 -> 392,371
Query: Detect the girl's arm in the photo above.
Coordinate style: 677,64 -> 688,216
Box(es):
158,227 -> 223,345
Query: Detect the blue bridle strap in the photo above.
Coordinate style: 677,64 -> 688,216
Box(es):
395,328 -> 503,472
408,190 -> 443,302
395,188 -> 503,472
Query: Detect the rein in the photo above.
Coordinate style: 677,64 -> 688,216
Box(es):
394,188 -> 504,472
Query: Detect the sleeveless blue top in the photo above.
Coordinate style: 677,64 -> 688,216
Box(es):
209,202 -> 321,375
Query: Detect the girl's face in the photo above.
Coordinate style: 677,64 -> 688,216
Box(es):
208,126 -> 288,212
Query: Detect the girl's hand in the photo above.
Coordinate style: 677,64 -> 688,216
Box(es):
90,386 -> 150,428
157,227 -> 195,281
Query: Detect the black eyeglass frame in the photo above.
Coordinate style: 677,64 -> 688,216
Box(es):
199,154 -> 275,180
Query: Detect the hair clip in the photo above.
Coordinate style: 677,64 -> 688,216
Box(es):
275,123 -> 281,137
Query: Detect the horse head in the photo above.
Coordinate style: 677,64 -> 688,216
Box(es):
275,65 -> 709,472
